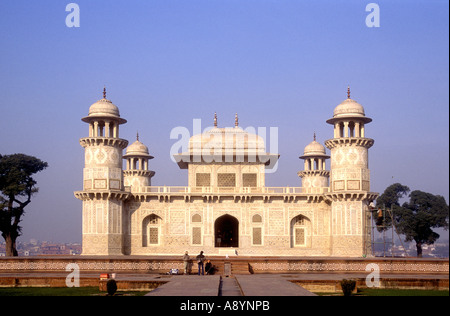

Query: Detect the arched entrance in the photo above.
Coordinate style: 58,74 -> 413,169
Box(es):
214,215 -> 239,248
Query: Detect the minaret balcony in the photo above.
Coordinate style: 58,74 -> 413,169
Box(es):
79,137 -> 129,149
123,170 -> 155,177
297,170 -> 330,177
325,137 -> 374,149
74,190 -> 130,201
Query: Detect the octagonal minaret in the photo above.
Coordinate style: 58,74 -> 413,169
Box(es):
74,88 -> 129,255
324,87 -> 377,257
123,133 -> 155,190
325,87 -> 374,192
298,133 -> 330,194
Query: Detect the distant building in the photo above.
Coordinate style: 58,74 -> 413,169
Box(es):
75,87 -> 378,257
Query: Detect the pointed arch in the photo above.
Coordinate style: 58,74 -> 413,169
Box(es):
142,214 -> 162,247
214,214 -> 239,248
290,215 -> 311,248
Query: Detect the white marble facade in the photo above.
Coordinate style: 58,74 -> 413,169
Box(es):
74,88 -> 378,257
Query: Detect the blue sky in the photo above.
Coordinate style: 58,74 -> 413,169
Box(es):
0,0 -> 448,243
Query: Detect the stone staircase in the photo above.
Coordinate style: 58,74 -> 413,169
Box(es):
207,259 -> 251,276
230,260 -> 251,275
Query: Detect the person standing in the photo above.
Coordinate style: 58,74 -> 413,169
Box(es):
183,251 -> 190,275
196,251 -> 205,275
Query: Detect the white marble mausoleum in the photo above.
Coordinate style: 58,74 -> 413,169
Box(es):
74,88 -> 378,257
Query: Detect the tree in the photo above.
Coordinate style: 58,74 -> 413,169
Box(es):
376,183 -> 449,257
0,154 -> 48,256
374,183 -> 410,232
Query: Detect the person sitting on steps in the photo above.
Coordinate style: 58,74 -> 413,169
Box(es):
205,260 -> 216,275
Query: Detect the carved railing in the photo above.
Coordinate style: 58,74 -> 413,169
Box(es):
126,186 -> 330,195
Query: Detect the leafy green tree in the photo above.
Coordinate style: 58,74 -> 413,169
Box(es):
0,154 -> 48,256
374,183 -> 410,232
376,183 -> 449,257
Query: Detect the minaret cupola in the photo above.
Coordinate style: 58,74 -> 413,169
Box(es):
82,87 -> 127,138
326,86 -> 372,139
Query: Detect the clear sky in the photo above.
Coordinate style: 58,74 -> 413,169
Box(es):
0,0 -> 448,243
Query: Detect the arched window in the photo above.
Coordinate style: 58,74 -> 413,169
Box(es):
142,214 -> 162,247
252,214 -> 262,223
192,214 -> 202,223
252,214 -> 263,245
191,214 -> 202,245
290,215 -> 310,247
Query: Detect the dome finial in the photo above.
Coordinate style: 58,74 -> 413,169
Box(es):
214,112 -> 217,127
103,86 -> 107,99
136,131 -> 139,141
347,85 -> 351,99
235,113 -> 239,127
314,132 -> 316,141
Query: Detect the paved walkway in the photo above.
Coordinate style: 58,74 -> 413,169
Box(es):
145,274 -> 317,296
235,275 -> 316,296
146,275 -> 221,296
142,272 -> 448,296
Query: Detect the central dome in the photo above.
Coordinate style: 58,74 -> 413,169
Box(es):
173,115 -> 279,169
188,127 -> 266,154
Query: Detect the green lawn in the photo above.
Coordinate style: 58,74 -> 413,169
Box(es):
315,288 -> 449,296
0,287 -> 149,296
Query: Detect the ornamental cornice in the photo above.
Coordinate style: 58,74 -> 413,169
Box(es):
124,186 -> 331,204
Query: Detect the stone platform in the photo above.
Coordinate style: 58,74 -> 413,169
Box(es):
0,255 -> 448,275
0,256 -> 448,295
